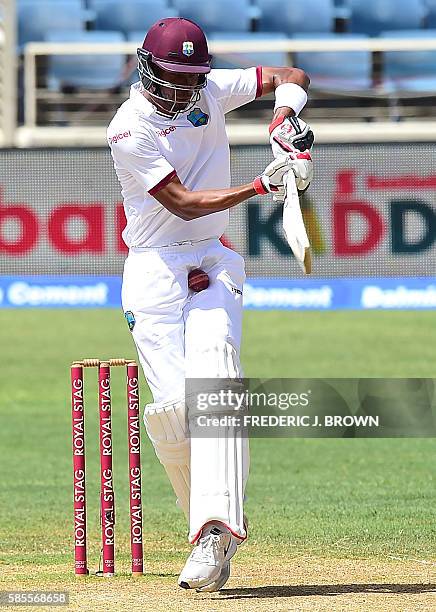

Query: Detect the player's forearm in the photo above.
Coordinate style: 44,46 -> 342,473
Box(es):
178,184 -> 257,220
155,180 -> 256,221
154,159 -> 289,220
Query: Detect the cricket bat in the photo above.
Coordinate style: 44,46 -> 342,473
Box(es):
283,171 -> 312,275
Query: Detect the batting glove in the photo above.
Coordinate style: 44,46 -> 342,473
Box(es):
269,116 -> 314,193
253,157 -> 291,201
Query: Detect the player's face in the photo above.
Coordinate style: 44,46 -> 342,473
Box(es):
151,66 -> 203,114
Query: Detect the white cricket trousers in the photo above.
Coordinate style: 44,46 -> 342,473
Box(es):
122,238 -> 249,542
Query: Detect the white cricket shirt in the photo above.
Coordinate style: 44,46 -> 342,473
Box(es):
107,67 -> 262,248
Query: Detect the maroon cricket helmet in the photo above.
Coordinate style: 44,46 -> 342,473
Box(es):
141,17 -> 212,74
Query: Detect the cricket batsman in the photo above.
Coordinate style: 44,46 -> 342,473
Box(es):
108,17 -> 313,592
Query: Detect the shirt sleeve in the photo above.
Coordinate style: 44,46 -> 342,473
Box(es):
207,66 -> 262,114
109,128 -> 176,195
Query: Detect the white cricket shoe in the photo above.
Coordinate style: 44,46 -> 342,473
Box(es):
196,514 -> 248,592
178,524 -> 237,590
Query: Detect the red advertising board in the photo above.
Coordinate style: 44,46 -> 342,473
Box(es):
0,146 -> 434,277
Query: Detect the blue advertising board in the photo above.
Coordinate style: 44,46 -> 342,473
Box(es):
0,276 -> 435,310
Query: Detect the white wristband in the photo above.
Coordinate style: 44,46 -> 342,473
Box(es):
274,83 -> 308,116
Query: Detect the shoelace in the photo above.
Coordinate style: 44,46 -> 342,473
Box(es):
191,532 -> 225,565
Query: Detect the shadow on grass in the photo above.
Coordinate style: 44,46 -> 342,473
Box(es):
219,583 -> 436,599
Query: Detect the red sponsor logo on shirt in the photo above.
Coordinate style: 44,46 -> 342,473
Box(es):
156,126 -> 177,138
109,131 -> 131,144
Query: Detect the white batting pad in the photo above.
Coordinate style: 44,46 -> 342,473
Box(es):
283,172 -> 312,274
189,425 -> 249,543
144,399 -> 190,520
187,341 -> 249,543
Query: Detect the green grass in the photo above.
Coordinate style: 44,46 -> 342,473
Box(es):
0,309 -> 435,578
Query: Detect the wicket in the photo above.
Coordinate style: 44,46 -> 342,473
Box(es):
71,358 -> 143,577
